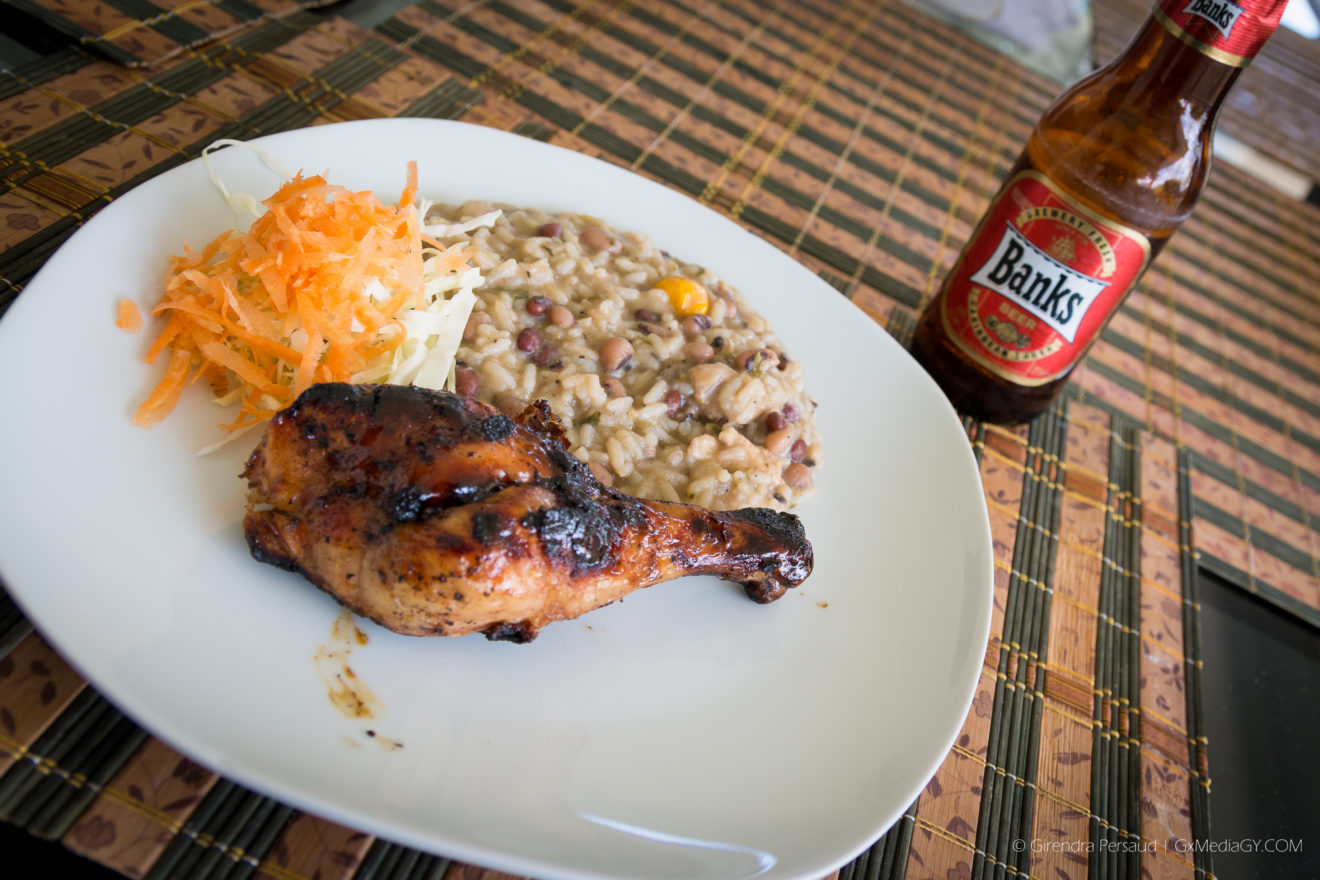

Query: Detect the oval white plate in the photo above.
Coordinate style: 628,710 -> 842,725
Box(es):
0,119 -> 991,880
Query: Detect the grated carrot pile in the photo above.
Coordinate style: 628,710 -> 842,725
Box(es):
133,161 -> 470,433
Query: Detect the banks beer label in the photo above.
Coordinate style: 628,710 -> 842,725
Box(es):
939,171 -> 1150,386
1155,0 -> 1285,66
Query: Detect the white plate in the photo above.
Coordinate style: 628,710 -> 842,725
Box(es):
0,119 -> 991,880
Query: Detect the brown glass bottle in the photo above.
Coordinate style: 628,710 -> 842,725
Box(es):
911,0 -> 1284,424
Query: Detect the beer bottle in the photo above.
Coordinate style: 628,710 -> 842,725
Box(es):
910,0 -> 1286,424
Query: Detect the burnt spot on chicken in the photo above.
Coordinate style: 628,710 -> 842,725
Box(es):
522,501 -> 624,573
246,530 -> 302,572
735,505 -> 806,541
471,511 -> 515,545
484,621 -> 539,643
243,383 -> 813,640
479,414 -> 515,441
388,487 -> 426,523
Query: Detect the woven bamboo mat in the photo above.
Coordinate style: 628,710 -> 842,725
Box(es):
0,0 -> 337,67
0,1 -> 1317,878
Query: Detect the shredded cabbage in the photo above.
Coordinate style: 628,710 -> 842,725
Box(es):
201,139 -> 296,218
421,208 -> 503,238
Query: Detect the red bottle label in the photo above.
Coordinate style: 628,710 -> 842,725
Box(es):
939,172 -> 1151,387
1156,0 -> 1285,66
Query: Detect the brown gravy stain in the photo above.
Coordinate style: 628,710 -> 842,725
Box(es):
314,609 -> 383,720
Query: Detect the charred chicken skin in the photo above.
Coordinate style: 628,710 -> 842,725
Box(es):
242,383 -> 812,642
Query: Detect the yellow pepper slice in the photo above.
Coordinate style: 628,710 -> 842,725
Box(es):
655,276 -> 709,316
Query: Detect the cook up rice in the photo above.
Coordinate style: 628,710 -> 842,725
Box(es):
430,201 -> 820,511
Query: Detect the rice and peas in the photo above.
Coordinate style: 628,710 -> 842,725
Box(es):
432,202 -> 820,511
134,148 -> 820,512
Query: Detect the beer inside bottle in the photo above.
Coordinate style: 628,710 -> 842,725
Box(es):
911,0 -> 1285,424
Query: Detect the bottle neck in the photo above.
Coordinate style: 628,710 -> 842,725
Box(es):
1112,13 -> 1244,116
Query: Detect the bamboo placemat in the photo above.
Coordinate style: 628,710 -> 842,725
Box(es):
0,1 -> 1317,878
0,0 -> 337,68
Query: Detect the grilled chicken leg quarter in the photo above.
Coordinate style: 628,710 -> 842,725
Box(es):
242,383 -> 813,642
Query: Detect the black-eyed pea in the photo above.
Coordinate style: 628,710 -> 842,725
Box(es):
663,389 -> 684,416
789,438 -> 808,461
765,411 -> 787,432
581,225 -> 621,253
533,344 -> 559,368
764,427 -> 794,455
783,462 -> 813,489
493,392 -> 528,417
715,282 -> 738,319
537,221 -> 562,238
454,366 -> 479,397
599,336 -> 635,371
734,348 -> 779,372
462,310 -> 491,343
601,376 -> 627,398
517,327 -> 542,353
548,304 -> 574,328
526,295 -> 550,316
680,342 -> 714,362
681,314 -> 712,335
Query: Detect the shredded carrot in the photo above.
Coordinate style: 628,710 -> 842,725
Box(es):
133,160 -> 460,432
117,298 -> 143,333
133,348 -> 192,427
